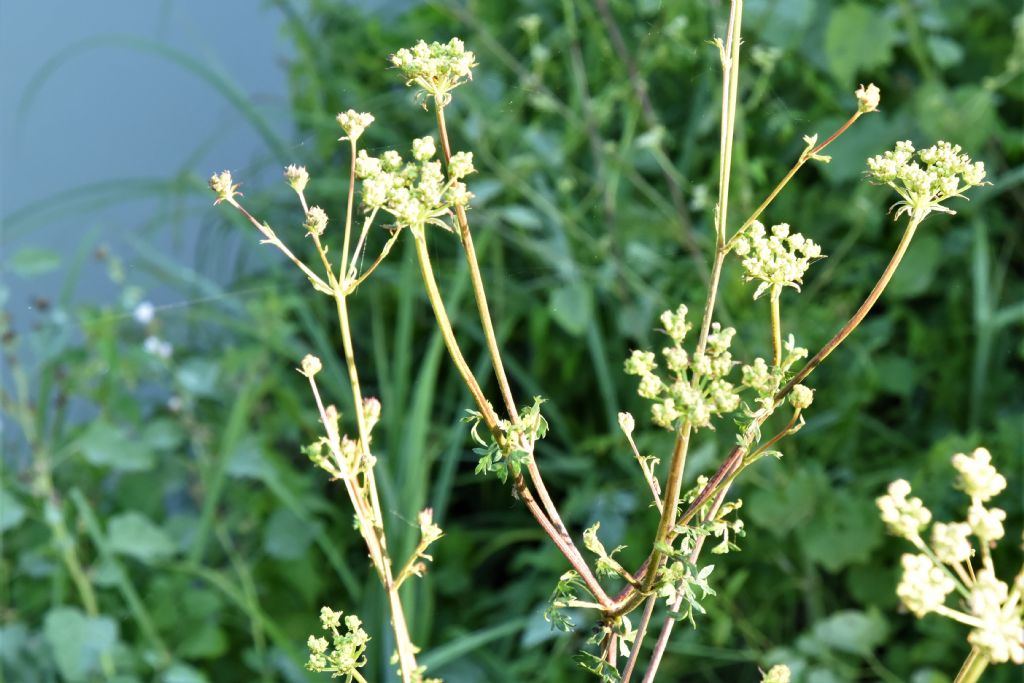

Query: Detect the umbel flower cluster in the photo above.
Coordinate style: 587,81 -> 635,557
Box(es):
625,304 -> 740,430
876,448 -> 1022,665
391,37 -> 477,105
867,140 -> 987,221
306,607 -> 371,679
733,222 -> 824,300
354,138 -> 475,236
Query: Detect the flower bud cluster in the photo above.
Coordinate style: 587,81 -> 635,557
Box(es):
897,553 -> 955,617
354,139 -> 475,234
866,140 -> 987,220
306,607 -> 370,676
855,83 -> 881,113
336,110 -> 375,142
733,221 -> 823,299
878,448 -> 1022,664
209,170 -> 239,205
285,164 -> 309,193
876,479 -> 932,541
952,447 -> 1007,501
740,337 -> 808,406
391,38 -> 477,105
304,206 -> 328,237
625,306 -> 740,430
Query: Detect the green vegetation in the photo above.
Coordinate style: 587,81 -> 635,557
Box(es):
2,1 -> 1021,682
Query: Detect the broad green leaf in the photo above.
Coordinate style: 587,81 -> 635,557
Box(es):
43,606 -> 118,682
76,420 -> 154,472
175,358 -> 220,398
747,464 -> 825,537
7,247 -> 61,276
549,282 -> 593,337
824,3 -> 897,86
107,511 -> 176,564
161,663 -> 210,683
140,418 -> 186,451
799,491 -> 884,571
916,84 -> 996,153
0,487 -> 27,532
747,0 -> 817,49
811,609 -> 889,658
262,507 -> 314,560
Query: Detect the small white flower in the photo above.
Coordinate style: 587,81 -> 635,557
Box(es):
877,479 -> 932,541
952,447 -> 1007,502
897,553 -> 955,617
336,110 -> 375,141
931,522 -> 973,564
143,336 -> 172,359
734,221 -> 824,299
967,500 -> 1006,543
967,569 -> 1023,664
855,83 -> 881,113
133,301 -> 155,325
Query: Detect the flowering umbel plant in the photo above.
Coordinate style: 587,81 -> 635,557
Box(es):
211,9 -> 993,681
877,448 -> 1023,677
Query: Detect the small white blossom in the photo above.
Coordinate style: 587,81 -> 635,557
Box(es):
876,479 -> 932,541
143,335 -> 172,360
336,110 -> 375,141
448,151 -> 476,179
412,136 -> 437,161
734,221 -> 824,299
788,384 -> 814,410
855,83 -> 881,113
209,170 -> 239,204
867,140 -> 987,221
931,522 -> 973,564
391,37 -> 477,105
952,447 -> 1007,502
967,569 -> 1023,664
133,301 -> 155,325
284,164 -> 309,193
761,664 -> 791,683
967,500 -> 1006,543
618,412 -> 635,436
304,206 -> 328,237
897,553 -> 955,617
299,354 -> 322,378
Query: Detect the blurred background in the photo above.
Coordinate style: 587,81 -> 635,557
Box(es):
2,1 -> 1021,682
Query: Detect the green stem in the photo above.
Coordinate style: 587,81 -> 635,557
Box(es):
770,288 -> 782,366
779,212 -> 922,396
635,0 -> 744,609
433,101 -> 590,590
334,291 -> 418,682
953,647 -> 990,683
412,231 -> 612,607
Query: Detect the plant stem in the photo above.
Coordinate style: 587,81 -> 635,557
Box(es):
637,0 -> 744,609
770,288 -> 782,366
642,460 -> 738,682
953,647 -> 990,683
433,102 -> 517,422
621,595 -> 657,683
724,110 -> 863,251
432,102 -> 599,599
334,290 -> 418,681
779,213 -> 922,397
412,231 -> 611,607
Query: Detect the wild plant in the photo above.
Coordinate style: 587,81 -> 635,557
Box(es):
210,2 -> 996,680
877,448 -> 1023,682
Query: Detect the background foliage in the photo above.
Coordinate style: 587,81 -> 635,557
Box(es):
2,1 -> 1021,681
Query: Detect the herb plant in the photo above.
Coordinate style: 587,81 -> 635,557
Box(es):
210,2 -> 1007,680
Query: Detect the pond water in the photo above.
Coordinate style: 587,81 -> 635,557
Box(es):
1,1 -> 294,332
